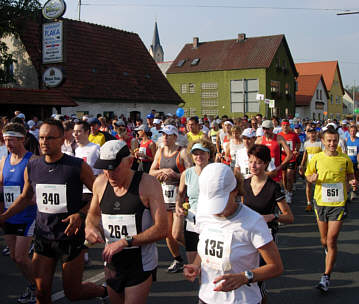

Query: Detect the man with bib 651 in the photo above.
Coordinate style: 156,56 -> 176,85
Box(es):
305,127 -> 357,292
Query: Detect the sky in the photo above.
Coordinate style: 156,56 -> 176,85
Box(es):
41,0 -> 359,88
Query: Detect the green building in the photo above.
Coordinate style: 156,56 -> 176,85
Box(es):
167,33 -> 298,118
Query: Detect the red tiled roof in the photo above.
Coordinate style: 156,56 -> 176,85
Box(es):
167,34 -> 297,75
16,16 -> 182,104
0,88 -> 77,106
295,61 -> 344,93
295,74 -> 328,106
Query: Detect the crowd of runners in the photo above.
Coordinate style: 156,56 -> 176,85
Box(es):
0,110 -> 357,304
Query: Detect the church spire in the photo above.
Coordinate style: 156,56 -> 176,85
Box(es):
149,21 -> 164,63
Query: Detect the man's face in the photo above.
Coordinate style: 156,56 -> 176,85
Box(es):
294,128 -> 301,134
263,127 -> 273,137
322,133 -> 339,153
349,127 -> 357,138
4,136 -> 24,154
223,123 -> 232,133
281,123 -> 290,133
308,131 -> 317,141
162,133 -> 176,146
39,124 -> 64,156
256,116 -> 262,124
90,123 -> 99,135
187,120 -> 199,133
73,124 -> 89,144
104,157 -> 132,187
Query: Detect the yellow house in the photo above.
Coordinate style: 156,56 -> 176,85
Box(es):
295,61 -> 344,120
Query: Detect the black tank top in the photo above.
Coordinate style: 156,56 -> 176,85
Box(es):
100,171 -> 157,272
27,154 -> 84,241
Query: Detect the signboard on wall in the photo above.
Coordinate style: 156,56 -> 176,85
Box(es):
42,21 -> 63,64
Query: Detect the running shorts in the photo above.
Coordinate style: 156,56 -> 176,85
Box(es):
3,221 -> 35,237
313,200 -> 346,222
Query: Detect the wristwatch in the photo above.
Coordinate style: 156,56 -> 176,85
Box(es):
273,212 -> 280,221
244,270 -> 254,286
125,235 -> 134,247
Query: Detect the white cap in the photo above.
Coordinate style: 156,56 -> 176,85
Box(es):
17,113 -> 25,119
197,163 -> 237,216
134,124 -> 147,131
160,125 -> 178,136
27,120 -> 36,128
223,121 -> 234,126
166,113 -> 173,117
94,140 -> 130,170
153,118 -> 162,124
241,128 -> 255,138
326,122 -> 337,129
262,120 -> 274,129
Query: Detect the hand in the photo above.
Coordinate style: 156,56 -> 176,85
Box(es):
309,173 -> 318,183
85,226 -> 105,245
263,214 -> 275,223
102,239 -> 127,263
349,179 -> 357,191
298,166 -> 304,176
162,168 -> 177,178
183,264 -> 200,282
213,273 -> 247,292
62,213 -> 83,236
157,172 -> 168,182
176,202 -> 186,216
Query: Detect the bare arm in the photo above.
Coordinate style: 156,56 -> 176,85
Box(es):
180,148 -> 193,169
277,135 -> 293,168
175,172 -> 187,216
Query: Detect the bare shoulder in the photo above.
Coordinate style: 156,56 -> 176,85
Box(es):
139,173 -> 162,205
29,154 -> 40,161
93,174 -> 107,190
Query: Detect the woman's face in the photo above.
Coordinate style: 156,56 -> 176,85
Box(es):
214,189 -> 239,218
232,130 -> 241,140
248,154 -> 267,176
191,149 -> 210,167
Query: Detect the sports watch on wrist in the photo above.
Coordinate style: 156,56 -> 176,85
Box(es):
273,212 -> 280,221
244,270 -> 254,286
125,235 -> 134,247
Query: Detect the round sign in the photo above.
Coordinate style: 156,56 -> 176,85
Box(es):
42,0 -> 66,20
43,67 -> 63,87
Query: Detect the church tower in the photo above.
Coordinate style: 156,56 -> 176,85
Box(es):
149,21 -> 164,63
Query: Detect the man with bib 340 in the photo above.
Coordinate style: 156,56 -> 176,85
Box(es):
306,127 -> 357,293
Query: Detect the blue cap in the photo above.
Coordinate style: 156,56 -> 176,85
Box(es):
294,124 -> 301,129
88,117 -> 100,125
146,114 -> 154,119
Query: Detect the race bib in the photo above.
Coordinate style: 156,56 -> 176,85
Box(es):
36,184 -> 67,214
286,140 -> 293,150
267,157 -> 276,172
3,186 -> 21,209
139,147 -> 147,159
101,214 -> 138,248
161,184 -> 178,204
347,146 -> 357,157
186,209 -> 197,233
211,135 -> 217,145
198,227 -> 233,271
241,165 -> 251,179
322,183 -> 344,203
308,154 -> 314,163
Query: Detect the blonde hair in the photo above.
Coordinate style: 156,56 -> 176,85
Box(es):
187,138 -> 216,161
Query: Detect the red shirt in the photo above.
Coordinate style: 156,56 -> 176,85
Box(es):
139,139 -> 154,162
261,134 -> 282,182
278,131 -> 300,162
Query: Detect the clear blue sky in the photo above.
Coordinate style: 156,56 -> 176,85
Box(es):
41,0 -> 359,87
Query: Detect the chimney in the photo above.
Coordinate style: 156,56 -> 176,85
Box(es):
237,33 -> 246,42
193,37 -> 199,49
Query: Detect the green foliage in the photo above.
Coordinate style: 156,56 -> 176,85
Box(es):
0,0 -> 41,84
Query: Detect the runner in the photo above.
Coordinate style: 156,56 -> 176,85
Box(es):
234,128 -> 256,179
174,139 -> 215,264
184,163 -> 283,304
305,127 -> 356,292
299,126 -> 322,211
225,125 -> 243,169
88,117 -> 106,147
134,125 -> 156,173
278,120 -> 301,203
186,116 -> 208,144
149,125 -> 192,273
0,122 -> 37,304
208,121 -> 220,146
255,120 -> 292,185
345,124 -> 359,197
0,119 -> 107,303
85,140 -> 167,304
61,120 -> 77,156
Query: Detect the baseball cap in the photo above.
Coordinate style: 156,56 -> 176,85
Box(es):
307,128 -> 316,132
326,122 -> 337,129
27,120 -> 36,128
160,125 -> 178,136
197,163 -> 237,215
94,140 -> 130,170
223,121 -> 234,126
134,124 -> 147,131
88,117 -> 100,125
166,113 -> 173,117
241,128 -> 255,138
17,113 -> 25,119
341,120 -> 348,125
262,120 -> 274,129
190,143 -> 210,154
146,114 -> 154,119
294,124 -> 301,129
153,118 -> 162,124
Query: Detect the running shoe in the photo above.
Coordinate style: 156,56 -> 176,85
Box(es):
305,205 -> 313,212
17,286 -> 36,304
316,274 -> 330,292
167,260 -> 184,273
2,246 -> 10,256
97,283 -> 109,304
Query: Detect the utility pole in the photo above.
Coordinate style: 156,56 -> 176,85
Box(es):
354,80 -> 356,120
78,0 -> 81,21
337,11 -> 359,15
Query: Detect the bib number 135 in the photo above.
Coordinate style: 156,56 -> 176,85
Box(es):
205,239 -> 224,258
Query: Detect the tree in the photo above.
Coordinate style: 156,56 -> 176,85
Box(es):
0,0 -> 41,84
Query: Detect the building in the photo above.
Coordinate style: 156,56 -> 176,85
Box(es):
166,33 -> 298,118
295,61 -> 344,120
149,21 -> 164,63
295,74 -> 328,121
1,15 -> 182,120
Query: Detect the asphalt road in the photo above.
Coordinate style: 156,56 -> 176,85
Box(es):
1,177 -> 359,303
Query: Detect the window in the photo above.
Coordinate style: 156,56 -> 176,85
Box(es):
320,90 -> 322,100
181,84 -> 187,94
103,111 -> 114,119
230,79 -> 259,113
313,113 -> 316,120
201,100 -> 218,107
177,59 -> 185,67
270,80 -> 280,94
316,89 -> 319,99
202,109 -> 219,116
201,82 -> 218,90
201,91 -> 218,98
330,95 -> 333,104
191,58 -> 200,66
189,83 -> 196,94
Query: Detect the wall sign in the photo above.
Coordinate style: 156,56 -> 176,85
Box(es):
43,21 -> 63,64
42,0 -> 66,20
43,67 -> 63,87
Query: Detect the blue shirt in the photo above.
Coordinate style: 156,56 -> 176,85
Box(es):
346,137 -> 359,164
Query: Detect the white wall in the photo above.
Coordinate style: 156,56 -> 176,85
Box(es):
61,101 -> 178,119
